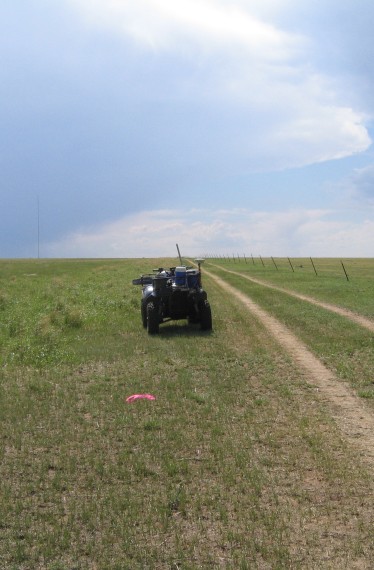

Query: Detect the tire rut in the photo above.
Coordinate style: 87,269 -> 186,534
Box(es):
210,263 -> 374,332
206,269 -> 374,469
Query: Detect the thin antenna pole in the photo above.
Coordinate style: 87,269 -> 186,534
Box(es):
176,243 -> 182,265
37,196 -> 40,259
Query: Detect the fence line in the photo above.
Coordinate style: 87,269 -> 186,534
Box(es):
201,255 -> 352,280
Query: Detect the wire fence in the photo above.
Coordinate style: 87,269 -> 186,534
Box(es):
202,254 -> 374,281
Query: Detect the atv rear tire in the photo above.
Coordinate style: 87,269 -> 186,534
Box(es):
199,300 -> 212,331
147,302 -> 159,334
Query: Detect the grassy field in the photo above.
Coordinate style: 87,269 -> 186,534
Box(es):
205,259 -> 374,402
1,258 -> 374,569
205,257 -> 374,316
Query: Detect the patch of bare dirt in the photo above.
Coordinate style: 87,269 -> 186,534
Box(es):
207,270 -> 374,470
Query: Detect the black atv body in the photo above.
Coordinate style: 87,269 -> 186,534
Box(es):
132,266 -> 212,334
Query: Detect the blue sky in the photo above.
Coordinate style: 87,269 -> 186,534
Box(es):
1,0 -> 374,258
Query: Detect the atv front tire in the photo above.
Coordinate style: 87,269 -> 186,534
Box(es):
141,300 -> 147,328
147,302 -> 159,334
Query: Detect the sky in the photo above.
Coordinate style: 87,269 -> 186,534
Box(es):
1,0 -> 374,258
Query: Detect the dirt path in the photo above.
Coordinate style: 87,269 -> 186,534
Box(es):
206,269 -> 374,469
210,263 -> 374,332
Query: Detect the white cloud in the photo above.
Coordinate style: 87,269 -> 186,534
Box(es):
67,0 -> 371,170
70,0 -> 302,59
44,208 -> 374,258
266,105 -> 370,169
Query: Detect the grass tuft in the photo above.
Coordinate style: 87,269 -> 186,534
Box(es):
63,309 -> 84,328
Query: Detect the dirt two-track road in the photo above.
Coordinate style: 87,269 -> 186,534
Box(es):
205,266 -> 374,470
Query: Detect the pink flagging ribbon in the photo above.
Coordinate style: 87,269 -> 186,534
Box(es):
126,394 -> 156,403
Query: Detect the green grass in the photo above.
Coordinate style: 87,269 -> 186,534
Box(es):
207,257 -> 374,317
205,260 -> 374,405
1,258 -> 374,568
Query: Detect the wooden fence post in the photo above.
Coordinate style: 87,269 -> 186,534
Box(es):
310,257 -> 318,276
341,261 -> 349,281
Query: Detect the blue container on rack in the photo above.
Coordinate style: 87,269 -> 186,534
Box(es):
175,266 -> 187,287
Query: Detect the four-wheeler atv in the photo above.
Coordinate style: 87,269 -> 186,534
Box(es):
132,259 -> 212,334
